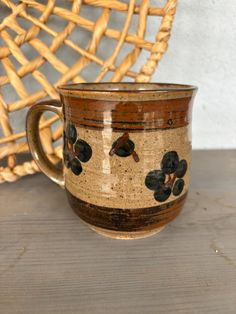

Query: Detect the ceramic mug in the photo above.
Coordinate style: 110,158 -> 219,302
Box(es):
26,83 -> 197,239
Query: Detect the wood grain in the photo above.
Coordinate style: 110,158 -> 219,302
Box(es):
0,151 -> 236,314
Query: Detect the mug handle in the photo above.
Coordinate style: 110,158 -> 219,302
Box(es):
26,100 -> 65,187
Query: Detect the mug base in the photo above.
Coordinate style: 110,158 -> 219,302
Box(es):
66,189 -> 187,240
88,224 -> 166,240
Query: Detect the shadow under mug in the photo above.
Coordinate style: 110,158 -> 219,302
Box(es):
26,83 -> 197,240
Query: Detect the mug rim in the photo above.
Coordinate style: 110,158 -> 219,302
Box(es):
58,82 -> 197,93
58,82 -> 197,101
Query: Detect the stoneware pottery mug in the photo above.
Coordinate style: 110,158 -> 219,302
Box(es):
26,83 -> 197,239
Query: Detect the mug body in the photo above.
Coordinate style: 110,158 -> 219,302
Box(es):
58,83 -> 197,239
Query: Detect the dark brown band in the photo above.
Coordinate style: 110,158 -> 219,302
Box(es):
61,96 -> 194,131
66,189 -> 187,232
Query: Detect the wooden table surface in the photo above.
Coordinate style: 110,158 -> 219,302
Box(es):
0,150 -> 236,314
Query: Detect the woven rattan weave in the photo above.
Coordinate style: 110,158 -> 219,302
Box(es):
0,0 -> 177,183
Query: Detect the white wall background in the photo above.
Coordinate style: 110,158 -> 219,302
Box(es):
0,0 -> 235,149
152,0 -> 236,149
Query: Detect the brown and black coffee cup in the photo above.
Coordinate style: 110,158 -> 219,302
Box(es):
26,83 -> 197,239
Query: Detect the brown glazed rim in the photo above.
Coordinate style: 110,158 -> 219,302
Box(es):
58,82 -> 198,101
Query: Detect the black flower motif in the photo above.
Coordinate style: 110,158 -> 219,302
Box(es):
145,151 -> 187,202
63,123 -> 92,176
109,132 -> 139,162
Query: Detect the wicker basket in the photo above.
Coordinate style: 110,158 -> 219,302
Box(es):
0,0 -> 177,183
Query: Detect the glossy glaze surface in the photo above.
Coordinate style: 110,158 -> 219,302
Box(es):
65,126 -> 191,209
58,83 -> 197,238
27,83 -> 197,239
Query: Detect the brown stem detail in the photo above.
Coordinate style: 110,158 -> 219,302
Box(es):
123,141 -> 139,162
165,173 -> 176,188
109,132 -> 139,162
65,139 -> 78,161
132,150 -> 140,162
68,142 -> 73,151
109,132 -> 129,156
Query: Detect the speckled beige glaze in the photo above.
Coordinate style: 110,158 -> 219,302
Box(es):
65,125 -> 191,209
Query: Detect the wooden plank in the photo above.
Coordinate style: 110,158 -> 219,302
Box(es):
0,151 -> 236,313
